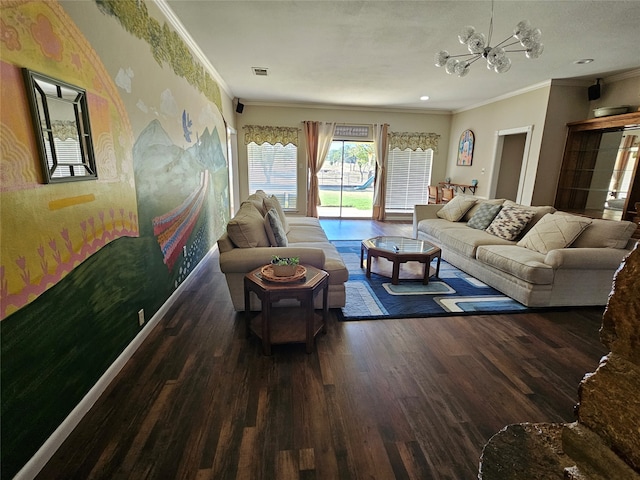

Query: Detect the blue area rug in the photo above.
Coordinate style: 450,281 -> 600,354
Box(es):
333,240 -> 530,320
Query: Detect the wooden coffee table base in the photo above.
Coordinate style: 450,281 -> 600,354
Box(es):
244,265 -> 328,355
361,240 -> 441,285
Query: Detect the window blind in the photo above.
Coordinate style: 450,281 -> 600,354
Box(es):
385,148 -> 432,211
247,142 -> 297,209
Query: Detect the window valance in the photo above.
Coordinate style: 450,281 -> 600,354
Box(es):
47,120 -> 79,141
243,125 -> 300,146
388,131 -> 440,153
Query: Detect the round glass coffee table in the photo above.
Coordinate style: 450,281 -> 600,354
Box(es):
360,236 -> 441,285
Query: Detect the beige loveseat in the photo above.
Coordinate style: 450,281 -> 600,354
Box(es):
413,196 -> 637,307
218,190 -> 348,311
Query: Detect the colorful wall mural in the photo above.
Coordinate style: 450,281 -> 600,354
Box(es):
0,1 -> 231,477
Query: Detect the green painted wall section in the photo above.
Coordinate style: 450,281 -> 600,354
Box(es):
0,1 -> 230,477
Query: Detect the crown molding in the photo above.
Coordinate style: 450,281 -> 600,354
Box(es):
241,100 -> 452,115
154,0 -> 233,99
605,68 -> 640,83
454,80 -> 552,114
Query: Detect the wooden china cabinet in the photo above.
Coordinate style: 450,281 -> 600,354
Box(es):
555,111 -> 640,224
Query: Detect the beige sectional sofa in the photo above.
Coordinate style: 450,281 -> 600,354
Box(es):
413,195 -> 637,307
218,190 -> 348,311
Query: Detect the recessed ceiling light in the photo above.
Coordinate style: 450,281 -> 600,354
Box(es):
420,95 -> 430,101
574,59 -> 594,65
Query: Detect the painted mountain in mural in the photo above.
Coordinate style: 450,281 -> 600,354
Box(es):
132,119 -> 226,238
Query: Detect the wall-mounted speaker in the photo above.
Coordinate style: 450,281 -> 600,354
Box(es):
588,80 -> 601,101
235,101 -> 244,114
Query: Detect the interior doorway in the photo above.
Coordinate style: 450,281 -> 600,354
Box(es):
495,134 -> 526,200
490,126 -> 533,203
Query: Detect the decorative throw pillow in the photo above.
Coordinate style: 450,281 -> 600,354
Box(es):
436,195 -> 477,222
517,213 -> 591,254
226,201 -> 270,248
467,203 -> 503,230
462,198 -> 505,222
263,195 -> 290,233
555,212 -> 637,249
502,200 -> 556,236
486,206 -> 536,241
245,192 -> 267,215
264,208 -> 288,247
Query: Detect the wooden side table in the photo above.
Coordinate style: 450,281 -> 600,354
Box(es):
244,265 -> 329,355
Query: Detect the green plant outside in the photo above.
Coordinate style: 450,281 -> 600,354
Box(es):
319,190 -> 373,210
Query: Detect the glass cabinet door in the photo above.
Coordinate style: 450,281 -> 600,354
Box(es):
555,112 -> 640,221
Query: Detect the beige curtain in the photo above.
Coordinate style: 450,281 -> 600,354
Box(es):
304,121 -> 336,217
372,123 -> 390,221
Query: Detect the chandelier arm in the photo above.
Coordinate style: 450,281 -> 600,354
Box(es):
493,37 -> 519,49
466,54 -> 485,66
503,48 -> 529,53
447,53 -> 481,59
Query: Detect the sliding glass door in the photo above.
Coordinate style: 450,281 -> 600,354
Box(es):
318,141 -> 374,218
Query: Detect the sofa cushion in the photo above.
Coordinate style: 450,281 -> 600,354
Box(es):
288,241 -> 349,284
438,226 -> 515,258
287,216 -> 323,227
263,195 -> 290,233
476,245 -> 554,285
517,213 -> 591,254
226,201 -> 270,248
264,208 -> 288,246
486,206 -> 536,240
467,203 -> 503,230
462,197 -> 505,222
436,195 -> 477,222
554,212 -> 637,249
417,218 -> 467,240
286,224 -> 329,243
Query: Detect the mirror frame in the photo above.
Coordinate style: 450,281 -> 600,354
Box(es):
22,68 -> 98,183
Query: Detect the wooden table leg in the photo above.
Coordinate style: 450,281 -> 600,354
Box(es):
322,283 -> 328,334
422,260 -> 430,285
391,260 -> 400,285
262,294 -> 271,356
366,252 -> 373,278
305,294 -> 313,354
244,282 -> 251,338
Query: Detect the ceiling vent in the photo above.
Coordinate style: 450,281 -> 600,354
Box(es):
333,124 -> 373,142
252,67 -> 269,76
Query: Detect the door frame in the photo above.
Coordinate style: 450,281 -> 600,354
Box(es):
489,125 -> 534,204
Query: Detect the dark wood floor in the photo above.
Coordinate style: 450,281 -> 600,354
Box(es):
37,220 -> 607,480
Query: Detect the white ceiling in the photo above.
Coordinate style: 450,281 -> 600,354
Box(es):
164,0 -> 640,112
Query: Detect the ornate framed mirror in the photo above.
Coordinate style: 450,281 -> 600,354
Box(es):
22,68 -> 97,183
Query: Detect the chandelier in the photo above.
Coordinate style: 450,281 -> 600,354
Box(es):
434,2 -> 543,77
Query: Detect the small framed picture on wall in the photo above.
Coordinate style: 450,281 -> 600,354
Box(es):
457,129 -> 474,166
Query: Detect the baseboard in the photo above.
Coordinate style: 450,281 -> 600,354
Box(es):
13,245 -> 218,480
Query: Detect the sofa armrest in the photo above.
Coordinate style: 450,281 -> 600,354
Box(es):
544,247 -> 629,270
413,204 -> 444,238
219,246 -> 326,273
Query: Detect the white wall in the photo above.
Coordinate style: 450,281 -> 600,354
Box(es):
448,85 -> 551,203
234,104 -> 452,214
590,70 -> 640,117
